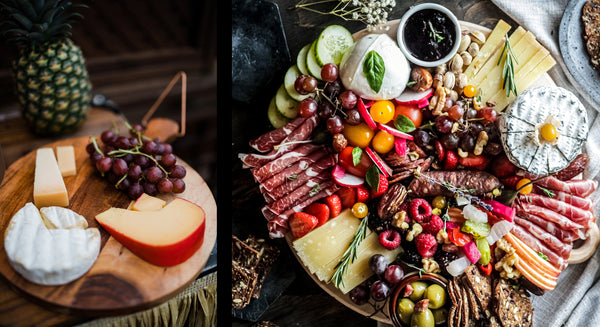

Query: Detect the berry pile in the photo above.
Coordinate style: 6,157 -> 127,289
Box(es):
86,124 -> 186,199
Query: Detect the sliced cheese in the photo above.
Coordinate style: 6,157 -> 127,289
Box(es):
472,27 -> 527,87
56,146 -> 76,177
34,148 -> 68,208
464,19 -> 512,80
132,194 -> 166,211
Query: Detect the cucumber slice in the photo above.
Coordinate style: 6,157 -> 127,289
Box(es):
306,41 -> 323,80
315,25 -> 354,66
284,65 -> 314,102
296,44 -> 311,76
268,97 -> 290,128
275,84 -> 299,119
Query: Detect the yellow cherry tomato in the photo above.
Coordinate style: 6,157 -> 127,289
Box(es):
432,195 -> 447,209
540,123 -> 558,141
369,100 -> 395,124
343,122 -> 375,148
516,178 -> 533,195
352,202 -> 368,218
463,85 -> 477,98
372,130 -> 395,154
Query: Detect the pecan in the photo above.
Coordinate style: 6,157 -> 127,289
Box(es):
383,151 -> 409,168
407,140 -> 427,158
389,171 -> 413,184
377,183 -> 408,219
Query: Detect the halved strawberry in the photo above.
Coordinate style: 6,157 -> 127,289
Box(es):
473,155 -> 491,171
459,153 -> 486,167
304,203 -> 330,226
490,154 -> 517,177
371,174 -> 389,198
356,184 -> 370,203
444,150 -> 458,170
435,140 -> 445,162
290,212 -> 318,238
336,187 -> 357,209
325,194 -> 342,218
501,175 -> 521,190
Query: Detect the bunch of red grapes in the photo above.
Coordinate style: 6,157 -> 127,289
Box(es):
86,124 -> 186,199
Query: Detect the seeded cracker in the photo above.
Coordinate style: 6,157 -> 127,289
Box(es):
245,235 -> 280,298
494,278 -> 534,327
461,275 -> 481,320
232,235 -> 261,268
455,285 -> 463,327
447,278 -> 458,305
463,264 -> 492,311
448,304 -> 456,327
461,287 -> 470,326
232,262 -> 257,309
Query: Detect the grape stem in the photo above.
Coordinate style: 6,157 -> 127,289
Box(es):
115,173 -> 128,189
90,136 -> 104,156
108,149 -> 169,176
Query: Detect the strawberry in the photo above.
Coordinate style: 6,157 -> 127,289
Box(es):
324,194 -> 342,218
500,175 -> 521,190
458,153 -> 486,167
290,212 -> 318,238
370,174 -> 389,198
304,203 -> 330,226
356,184 -> 370,203
336,187 -> 357,209
435,140 -> 445,162
444,150 -> 458,170
473,155 -> 491,171
490,154 -> 517,177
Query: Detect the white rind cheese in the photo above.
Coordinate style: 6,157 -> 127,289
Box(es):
40,206 -> 88,229
4,203 -> 100,285
340,33 -> 410,100
498,86 -> 588,175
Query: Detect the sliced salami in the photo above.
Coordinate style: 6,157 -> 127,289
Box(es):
535,177 -> 598,198
519,193 -> 594,228
514,216 -> 572,258
251,143 -> 322,183
266,156 -> 336,202
249,117 -> 306,153
511,224 -> 568,270
516,210 -> 579,243
266,172 -> 330,215
261,151 -> 330,192
533,186 -> 593,211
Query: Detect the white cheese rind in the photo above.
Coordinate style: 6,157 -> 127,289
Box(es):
40,206 -> 88,229
499,86 -> 588,175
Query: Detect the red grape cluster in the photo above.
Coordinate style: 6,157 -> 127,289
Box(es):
348,254 -> 405,305
86,124 -> 186,199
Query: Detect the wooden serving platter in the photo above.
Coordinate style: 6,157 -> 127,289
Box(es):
0,136 -> 217,315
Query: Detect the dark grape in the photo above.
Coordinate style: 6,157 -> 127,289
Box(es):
485,124 -> 500,142
86,143 -> 95,154
321,63 -> 339,82
118,178 -> 130,191
96,157 -> 112,173
369,254 -> 389,276
130,124 -> 144,136
294,75 -> 309,95
435,115 -> 453,134
172,178 -> 186,193
143,181 -> 158,196
349,285 -> 369,305
90,152 -> 103,164
170,165 -> 186,179
112,158 -> 128,176
145,166 -> 163,183
413,130 -> 432,147
344,109 -> 361,125
478,107 -> 498,122
443,98 -> 454,111
129,137 -> 139,147
384,265 -> 404,285
128,165 -> 143,180
317,101 -> 334,121
447,105 -> 465,120
326,116 -> 344,134
324,79 -> 342,97
142,141 -> 158,154
115,136 -> 130,149
101,130 -> 117,145
127,183 -> 144,199
106,171 -> 119,184
339,90 -> 358,109
135,155 -> 150,167
459,134 -> 476,152
441,133 -> 459,150
163,144 -> 173,155
484,142 -> 503,156
299,97 -> 318,118
302,76 -> 317,93
156,144 -> 166,155
370,280 -> 390,301
104,145 -> 116,154
465,108 -> 478,119
161,153 -> 177,167
469,122 -> 484,136
122,153 -> 134,164
157,178 -> 173,193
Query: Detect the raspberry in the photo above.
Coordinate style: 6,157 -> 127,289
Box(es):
415,233 -> 437,257
379,230 -> 401,250
409,198 -> 432,223
422,215 -> 444,235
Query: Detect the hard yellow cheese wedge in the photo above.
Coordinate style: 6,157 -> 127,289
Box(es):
34,148 -> 69,208
471,27 -> 526,87
464,19 -> 511,80
56,145 -> 76,177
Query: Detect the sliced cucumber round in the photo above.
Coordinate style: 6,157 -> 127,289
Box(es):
268,97 -> 290,128
275,84 -> 299,119
284,65 -> 314,102
306,41 -> 323,80
315,25 -> 354,66
296,44 -> 311,76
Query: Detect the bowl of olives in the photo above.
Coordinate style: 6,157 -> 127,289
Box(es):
389,272 -> 448,327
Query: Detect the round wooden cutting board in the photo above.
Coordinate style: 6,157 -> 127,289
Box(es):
0,136 -> 217,315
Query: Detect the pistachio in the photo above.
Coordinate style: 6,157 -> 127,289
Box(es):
469,31 -> 486,45
458,33 -> 471,53
377,183 -> 408,219
410,67 -> 433,92
455,72 -> 468,91
460,51 -> 472,66
449,53 -> 463,73
448,89 -> 459,102
468,42 -> 480,57
443,71 -> 455,90
435,64 -> 447,75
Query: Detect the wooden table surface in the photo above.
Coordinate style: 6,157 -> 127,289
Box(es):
231,0 -> 518,326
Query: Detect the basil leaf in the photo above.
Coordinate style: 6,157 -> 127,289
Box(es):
352,147 -> 362,166
406,81 -> 417,87
394,115 -> 416,133
365,165 -> 380,192
537,252 -> 549,261
363,50 -> 385,93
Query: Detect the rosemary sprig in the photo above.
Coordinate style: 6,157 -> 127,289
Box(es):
538,186 -> 555,198
330,216 -> 369,288
405,263 -> 426,278
428,21 -> 445,43
497,33 -> 518,97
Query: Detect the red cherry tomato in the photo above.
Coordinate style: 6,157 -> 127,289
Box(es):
338,146 -> 372,177
448,228 -> 472,247
479,263 -> 492,276
393,103 -> 423,128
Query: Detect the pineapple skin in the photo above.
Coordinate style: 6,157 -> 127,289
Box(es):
12,38 -> 92,136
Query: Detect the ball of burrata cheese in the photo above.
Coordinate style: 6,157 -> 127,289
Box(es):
339,33 -> 410,100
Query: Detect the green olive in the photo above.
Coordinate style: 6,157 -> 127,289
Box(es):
409,281 -> 428,302
410,308 -> 435,327
425,284 -> 446,309
397,298 -> 415,325
432,308 -> 448,325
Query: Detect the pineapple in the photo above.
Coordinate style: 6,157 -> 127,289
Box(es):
1,0 -> 91,135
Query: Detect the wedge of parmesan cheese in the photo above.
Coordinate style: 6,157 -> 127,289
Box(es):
464,20 -> 512,80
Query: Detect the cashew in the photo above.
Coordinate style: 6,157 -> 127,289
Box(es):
474,130 -> 489,155
457,147 -> 468,158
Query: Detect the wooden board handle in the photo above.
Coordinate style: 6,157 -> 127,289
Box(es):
569,223 -> 600,264
142,71 -> 187,143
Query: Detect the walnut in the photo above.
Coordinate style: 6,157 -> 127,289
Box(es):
436,230 -> 449,244
422,257 -> 441,273
410,67 -> 433,92
495,251 -> 521,280
392,211 -> 409,229
432,86 -> 447,115
377,183 -> 408,219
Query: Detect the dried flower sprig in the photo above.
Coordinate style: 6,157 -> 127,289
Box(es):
295,0 -> 397,31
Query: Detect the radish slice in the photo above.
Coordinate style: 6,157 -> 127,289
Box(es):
463,241 -> 482,264
486,220 -> 515,245
332,165 -> 365,187
447,254 -> 471,277
377,123 -> 414,140
395,88 -> 434,108
357,98 -> 377,130
395,137 -> 407,156
482,199 -> 515,222
445,221 -> 460,230
365,147 -> 392,177
363,100 -> 374,108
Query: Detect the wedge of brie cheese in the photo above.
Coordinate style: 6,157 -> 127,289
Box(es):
340,33 -> 410,100
4,203 -> 100,285
498,86 -> 588,176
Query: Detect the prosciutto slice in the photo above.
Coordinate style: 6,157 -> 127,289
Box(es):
267,217 -> 288,239
261,151 -> 330,192
514,216 -> 572,258
267,174 -> 331,215
518,193 -> 594,228
535,176 -> 598,198
249,117 -> 305,153
516,201 -> 585,238
266,156 -> 336,203
251,143 -> 322,183
533,185 -> 593,211
511,224 -> 568,270
516,210 -> 579,243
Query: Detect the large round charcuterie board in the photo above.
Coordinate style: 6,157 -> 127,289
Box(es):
0,136 -> 217,315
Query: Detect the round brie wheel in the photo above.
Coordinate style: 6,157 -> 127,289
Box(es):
498,86 -> 589,176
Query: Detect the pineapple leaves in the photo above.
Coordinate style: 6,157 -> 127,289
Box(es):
10,13 -> 32,30
17,0 -> 37,21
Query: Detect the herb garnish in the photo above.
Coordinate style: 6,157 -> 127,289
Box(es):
287,174 -> 297,181
330,215 -> 369,288
366,165 -> 381,192
497,33 -> 518,97
352,147 -> 363,166
406,263 -> 426,278
395,114 -> 416,133
309,184 -> 321,196
537,252 -> 549,261
428,21 -> 445,43
406,81 -> 417,87
363,50 -> 385,93
538,186 -> 555,198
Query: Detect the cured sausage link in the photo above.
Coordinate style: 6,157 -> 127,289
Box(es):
408,171 -> 500,197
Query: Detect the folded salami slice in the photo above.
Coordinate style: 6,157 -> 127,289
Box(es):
519,193 -> 594,228
262,151 -> 330,192
516,201 -> 585,239
249,117 -> 306,153
514,216 -> 572,258
533,186 -> 593,211
516,210 -> 579,243
259,184 -> 276,204
511,224 -> 568,270
535,177 -> 598,198
251,144 -> 323,183
266,172 -> 330,215
267,217 -> 288,239
266,155 -> 336,201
